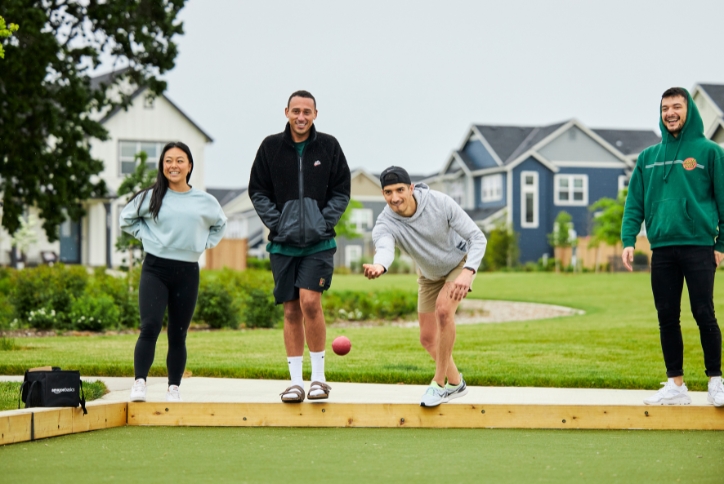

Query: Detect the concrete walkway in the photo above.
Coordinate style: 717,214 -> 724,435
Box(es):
1,375 -> 712,406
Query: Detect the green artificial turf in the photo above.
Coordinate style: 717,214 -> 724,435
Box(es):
0,380 -> 108,411
0,272 -> 720,390
0,426 -> 722,483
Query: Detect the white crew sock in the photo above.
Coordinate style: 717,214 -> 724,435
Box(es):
310,350 -> 326,383
287,356 -> 304,388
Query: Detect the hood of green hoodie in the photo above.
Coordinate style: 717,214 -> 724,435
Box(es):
658,88 -> 705,181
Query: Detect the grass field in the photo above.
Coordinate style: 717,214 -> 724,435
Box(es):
0,272 -> 720,390
0,426 -> 722,483
0,380 -> 107,411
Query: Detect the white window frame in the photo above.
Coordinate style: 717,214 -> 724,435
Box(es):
345,245 -> 362,268
118,140 -> 166,176
520,171 -> 539,229
554,174 -> 588,206
349,208 -> 373,233
618,174 -> 628,193
481,174 -> 503,203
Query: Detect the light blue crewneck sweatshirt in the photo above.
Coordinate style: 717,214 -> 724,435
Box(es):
120,187 -> 227,262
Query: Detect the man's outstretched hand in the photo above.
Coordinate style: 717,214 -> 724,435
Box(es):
363,263 -> 386,280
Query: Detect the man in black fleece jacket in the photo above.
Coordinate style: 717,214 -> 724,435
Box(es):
249,90 -> 350,403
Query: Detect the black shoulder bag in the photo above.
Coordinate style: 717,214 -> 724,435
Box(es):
18,367 -> 87,414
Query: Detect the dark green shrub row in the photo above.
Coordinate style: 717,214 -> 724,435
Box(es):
0,265 -> 140,331
322,290 -> 417,322
193,269 -> 282,329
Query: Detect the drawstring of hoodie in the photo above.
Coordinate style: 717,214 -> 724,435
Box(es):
662,131 -> 682,183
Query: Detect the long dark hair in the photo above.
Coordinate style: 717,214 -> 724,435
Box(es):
128,141 -> 194,221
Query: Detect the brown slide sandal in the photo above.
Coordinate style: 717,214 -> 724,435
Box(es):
280,385 -> 305,403
307,381 -> 332,400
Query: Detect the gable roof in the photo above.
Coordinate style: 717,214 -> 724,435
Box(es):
699,84 -> 724,113
207,187 -> 247,206
90,70 -> 214,142
474,125 -> 535,163
592,129 -> 660,156
474,121 -> 568,164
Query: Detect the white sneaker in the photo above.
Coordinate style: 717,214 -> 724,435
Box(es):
130,378 -> 147,402
420,383 -> 448,407
643,380 -> 691,405
166,385 -> 181,402
707,377 -> 724,407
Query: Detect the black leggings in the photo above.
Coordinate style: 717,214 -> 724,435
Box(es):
134,253 -> 200,386
651,245 -> 722,378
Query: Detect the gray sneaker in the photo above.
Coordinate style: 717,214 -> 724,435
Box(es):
420,383 -> 448,407
445,374 -> 469,401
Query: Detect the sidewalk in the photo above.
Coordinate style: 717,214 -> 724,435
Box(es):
1,375 -> 712,406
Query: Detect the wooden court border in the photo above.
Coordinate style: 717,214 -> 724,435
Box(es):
3,401 -> 723,445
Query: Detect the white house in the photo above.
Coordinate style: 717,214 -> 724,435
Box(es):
0,70 -> 213,267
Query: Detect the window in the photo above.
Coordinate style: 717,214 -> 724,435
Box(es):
345,245 -> 362,268
448,181 -> 464,205
481,174 -> 503,202
554,174 -> 588,206
349,208 -> 373,233
520,171 -> 538,228
119,141 -> 165,176
618,175 -> 629,192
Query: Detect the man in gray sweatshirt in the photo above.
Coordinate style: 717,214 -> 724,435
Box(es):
363,166 -> 487,407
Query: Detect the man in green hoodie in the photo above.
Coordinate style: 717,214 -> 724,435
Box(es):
622,87 -> 724,407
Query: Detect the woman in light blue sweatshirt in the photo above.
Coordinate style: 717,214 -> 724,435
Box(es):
120,141 -> 226,402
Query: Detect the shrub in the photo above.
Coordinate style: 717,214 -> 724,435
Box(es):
482,223 -> 519,271
26,306 -> 62,330
89,268 -> 139,328
0,294 -> 14,329
633,251 -> 649,266
10,264 -> 88,324
246,258 -> 271,271
322,290 -> 417,322
242,289 -> 282,328
194,281 -> 239,329
69,294 -> 120,331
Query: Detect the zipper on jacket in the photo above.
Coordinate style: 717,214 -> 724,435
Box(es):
298,154 -> 305,245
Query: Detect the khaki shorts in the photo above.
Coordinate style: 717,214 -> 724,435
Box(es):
417,257 -> 475,314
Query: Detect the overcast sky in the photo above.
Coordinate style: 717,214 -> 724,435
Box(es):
153,0 -> 724,188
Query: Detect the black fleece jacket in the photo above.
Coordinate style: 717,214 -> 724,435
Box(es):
248,123 -> 351,248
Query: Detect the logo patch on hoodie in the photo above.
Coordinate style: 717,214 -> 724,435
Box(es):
314,160 -> 321,167
319,278 -> 326,287
682,158 -> 697,171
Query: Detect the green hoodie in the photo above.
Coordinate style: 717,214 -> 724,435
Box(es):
622,89 -> 724,251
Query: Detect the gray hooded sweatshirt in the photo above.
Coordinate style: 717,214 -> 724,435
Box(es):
372,183 -> 487,279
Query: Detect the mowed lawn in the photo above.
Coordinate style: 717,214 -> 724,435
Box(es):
0,272 -> 720,390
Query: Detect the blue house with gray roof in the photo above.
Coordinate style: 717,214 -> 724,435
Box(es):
429,119 -> 659,263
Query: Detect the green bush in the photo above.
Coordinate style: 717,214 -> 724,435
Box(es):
246,258 -> 271,271
0,293 -> 14,329
89,268 -> 139,328
322,290 -> 417,322
242,289 -> 282,328
26,306 -> 62,330
194,281 -> 239,329
69,293 -> 120,331
10,264 -> 88,324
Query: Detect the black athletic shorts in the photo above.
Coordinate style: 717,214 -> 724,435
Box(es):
269,248 -> 336,304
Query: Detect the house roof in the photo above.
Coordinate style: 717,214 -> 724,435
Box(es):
207,187 -> 247,206
699,84 -> 724,113
592,129 -> 660,156
90,69 -> 214,142
474,122 -> 567,164
474,125 -> 535,163
464,206 -> 505,223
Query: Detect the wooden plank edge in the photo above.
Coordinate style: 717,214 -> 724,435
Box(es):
127,402 -> 724,431
0,401 -> 128,445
